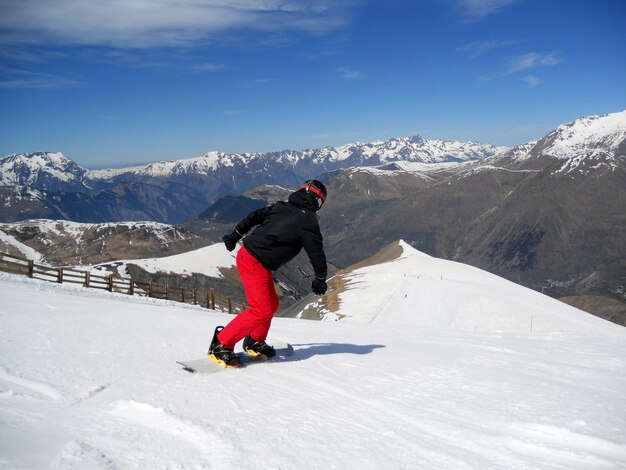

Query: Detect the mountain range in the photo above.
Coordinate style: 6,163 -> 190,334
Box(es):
0,110 -> 624,324
0,137 -> 504,223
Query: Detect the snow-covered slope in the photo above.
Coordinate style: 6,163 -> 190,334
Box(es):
87,243 -> 237,279
0,229 -> 45,262
1,241 -> 625,469
0,152 -> 88,191
541,110 -> 626,160
0,220 -> 235,278
338,160 -> 475,180
483,111 -> 626,174
294,241 -> 618,334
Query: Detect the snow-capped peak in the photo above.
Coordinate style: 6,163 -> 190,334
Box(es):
0,151 -> 87,188
86,135 -> 504,181
541,110 -> 626,159
476,110 -> 625,175
328,135 -> 504,165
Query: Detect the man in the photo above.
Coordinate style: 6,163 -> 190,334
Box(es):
208,180 -> 329,368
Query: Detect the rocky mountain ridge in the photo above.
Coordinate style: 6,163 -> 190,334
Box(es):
86,135 -> 506,180
0,135 -> 505,223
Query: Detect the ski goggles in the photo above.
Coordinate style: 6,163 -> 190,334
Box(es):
300,181 -> 326,210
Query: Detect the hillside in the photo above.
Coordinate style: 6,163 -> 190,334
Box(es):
0,220 -> 210,265
1,242 -> 625,469
283,240 -> 617,331
0,220 -> 329,309
81,243 -> 249,307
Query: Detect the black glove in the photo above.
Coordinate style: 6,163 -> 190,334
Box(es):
222,230 -> 241,252
312,277 -> 327,295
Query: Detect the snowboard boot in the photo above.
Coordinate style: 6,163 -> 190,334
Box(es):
243,335 -> 276,359
208,326 -> 241,368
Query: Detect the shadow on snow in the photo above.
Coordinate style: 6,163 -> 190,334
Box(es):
287,343 -> 386,362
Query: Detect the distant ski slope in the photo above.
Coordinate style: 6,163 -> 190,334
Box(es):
85,243 -> 237,279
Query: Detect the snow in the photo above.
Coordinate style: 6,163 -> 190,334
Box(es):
307,241 -> 620,336
534,110 -> 626,175
389,160 -> 472,173
546,111 -> 626,160
88,243 -> 237,279
0,152 -> 84,186
1,243 -> 626,469
82,136 -> 504,181
328,137 -> 504,165
0,230 -> 45,263
0,219 -> 190,248
1,186 -> 47,209
88,152 -> 243,180
86,165 -> 148,180
345,161 -> 474,179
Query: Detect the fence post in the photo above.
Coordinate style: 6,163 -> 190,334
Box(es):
164,284 -> 169,300
192,288 -> 197,305
84,271 -> 90,288
28,260 -> 34,278
180,287 -> 185,303
128,280 -> 134,296
107,275 -> 114,292
148,282 -> 153,297
210,288 -> 215,309
57,268 -> 63,283
227,297 -> 232,314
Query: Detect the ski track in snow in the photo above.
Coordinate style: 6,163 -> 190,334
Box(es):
504,423 -> 626,467
102,399 -> 236,468
0,364 -> 63,401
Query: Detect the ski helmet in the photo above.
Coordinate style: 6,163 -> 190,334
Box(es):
300,179 -> 327,210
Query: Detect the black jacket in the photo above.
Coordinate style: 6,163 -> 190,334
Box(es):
234,190 -> 327,278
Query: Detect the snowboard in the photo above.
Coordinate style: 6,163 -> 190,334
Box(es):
177,341 -> 294,374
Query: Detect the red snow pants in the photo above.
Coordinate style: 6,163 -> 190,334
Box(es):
217,246 -> 279,349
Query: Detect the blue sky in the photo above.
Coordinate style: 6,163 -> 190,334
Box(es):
1,0 -> 625,168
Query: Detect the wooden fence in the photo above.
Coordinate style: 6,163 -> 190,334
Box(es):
0,251 -> 245,314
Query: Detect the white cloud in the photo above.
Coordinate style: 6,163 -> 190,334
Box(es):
507,52 -> 562,74
523,75 -> 541,87
0,76 -> 82,89
0,0 -> 352,49
338,66 -> 362,79
194,63 -> 226,71
457,39 -> 519,59
474,51 -> 561,86
0,66 -> 82,89
457,0 -> 520,22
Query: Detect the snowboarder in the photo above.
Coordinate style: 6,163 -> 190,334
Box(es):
209,180 -> 329,368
